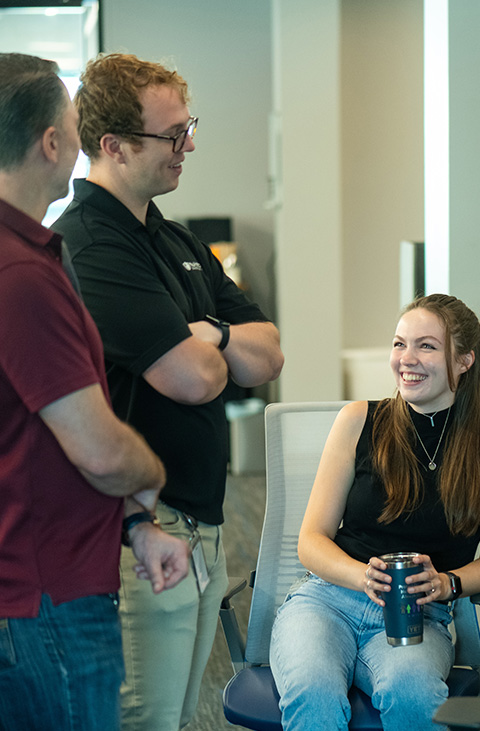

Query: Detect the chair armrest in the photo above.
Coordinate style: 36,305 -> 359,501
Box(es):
221,577 -> 247,610
220,576 -> 249,674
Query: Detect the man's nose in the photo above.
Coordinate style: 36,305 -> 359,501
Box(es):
183,135 -> 195,153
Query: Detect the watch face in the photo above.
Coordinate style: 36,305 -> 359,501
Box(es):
448,572 -> 461,596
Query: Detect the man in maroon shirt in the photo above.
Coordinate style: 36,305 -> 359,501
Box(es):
0,53 -> 189,731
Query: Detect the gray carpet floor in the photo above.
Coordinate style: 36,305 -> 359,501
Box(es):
185,471 -> 267,731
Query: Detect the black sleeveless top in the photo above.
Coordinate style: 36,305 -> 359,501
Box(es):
334,401 -> 480,573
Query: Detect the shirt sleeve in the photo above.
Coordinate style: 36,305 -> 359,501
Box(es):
0,260 -> 102,413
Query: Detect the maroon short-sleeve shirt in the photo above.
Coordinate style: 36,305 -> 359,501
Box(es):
0,199 -> 123,617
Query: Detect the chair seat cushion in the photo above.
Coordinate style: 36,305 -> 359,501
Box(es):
224,666 -> 282,731
223,665 -> 479,731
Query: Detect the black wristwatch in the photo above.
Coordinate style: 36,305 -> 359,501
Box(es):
444,571 -> 462,600
205,314 -> 230,351
121,511 -> 159,547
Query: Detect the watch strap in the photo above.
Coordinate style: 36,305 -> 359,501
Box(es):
205,314 -> 230,351
122,511 -> 159,547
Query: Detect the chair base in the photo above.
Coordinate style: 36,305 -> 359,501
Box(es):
223,665 -> 480,731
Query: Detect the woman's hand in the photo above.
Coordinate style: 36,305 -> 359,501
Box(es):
363,556 -> 391,607
364,553 -> 452,608
406,553 -> 450,605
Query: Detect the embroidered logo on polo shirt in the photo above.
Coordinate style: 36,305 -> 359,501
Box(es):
183,261 -> 202,271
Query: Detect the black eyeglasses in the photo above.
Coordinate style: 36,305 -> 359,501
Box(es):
129,116 -> 198,153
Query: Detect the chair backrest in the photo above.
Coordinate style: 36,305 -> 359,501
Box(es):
245,401 -> 348,665
244,400 -> 480,669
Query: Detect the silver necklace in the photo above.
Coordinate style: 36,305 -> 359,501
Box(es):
423,411 -> 438,427
410,407 -> 451,471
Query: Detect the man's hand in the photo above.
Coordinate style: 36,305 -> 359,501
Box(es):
188,319 -> 223,346
128,522 -> 190,594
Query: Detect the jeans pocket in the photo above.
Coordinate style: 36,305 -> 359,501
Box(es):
0,619 -> 16,669
314,578 -> 334,588
157,503 -> 182,534
284,572 -> 310,602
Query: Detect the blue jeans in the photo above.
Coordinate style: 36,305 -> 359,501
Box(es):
0,593 -> 124,731
270,573 -> 454,731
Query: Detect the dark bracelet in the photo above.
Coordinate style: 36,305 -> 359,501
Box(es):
205,314 -> 230,351
121,511 -> 158,547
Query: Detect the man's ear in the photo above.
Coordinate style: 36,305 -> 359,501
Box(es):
99,133 -> 126,162
459,350 -> 475,373
41,126 -> 59,163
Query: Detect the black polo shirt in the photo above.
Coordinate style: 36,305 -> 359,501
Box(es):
52,179 -> 268,524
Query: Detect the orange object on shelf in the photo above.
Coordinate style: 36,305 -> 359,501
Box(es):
209,242 -> 242,286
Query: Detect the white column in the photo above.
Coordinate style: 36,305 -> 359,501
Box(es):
273,0 -> 342,401
424,0 -> 450,294
424,0 -> 480,313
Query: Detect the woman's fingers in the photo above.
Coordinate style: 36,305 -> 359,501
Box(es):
364,558 -> 391,606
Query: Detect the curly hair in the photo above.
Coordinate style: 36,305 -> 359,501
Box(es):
372,294 -> 480,536
75,53 -> 190,159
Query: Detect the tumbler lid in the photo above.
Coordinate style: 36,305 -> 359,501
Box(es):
380,551 -> 419,569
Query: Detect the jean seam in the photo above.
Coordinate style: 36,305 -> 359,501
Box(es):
38,598 -> 75,729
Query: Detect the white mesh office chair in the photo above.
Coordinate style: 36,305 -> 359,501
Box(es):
221,401 -> 480,731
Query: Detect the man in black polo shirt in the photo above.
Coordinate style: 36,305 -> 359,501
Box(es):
53,52 -> 284,731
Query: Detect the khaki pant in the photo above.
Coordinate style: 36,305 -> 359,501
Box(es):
119,502 -> 228,731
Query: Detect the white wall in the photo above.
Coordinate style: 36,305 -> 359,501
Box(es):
273,0 -> 343,401
341,0 -> 424,349
448,1 -> 480,314
273,0 -> 423,401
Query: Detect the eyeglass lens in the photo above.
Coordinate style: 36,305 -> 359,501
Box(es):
174,119 -> 197,153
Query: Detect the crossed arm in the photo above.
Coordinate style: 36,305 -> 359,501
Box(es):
143,319 -> 284,404
190,319 -> 284,387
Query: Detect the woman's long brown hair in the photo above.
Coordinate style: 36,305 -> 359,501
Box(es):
372,294 -> 480,536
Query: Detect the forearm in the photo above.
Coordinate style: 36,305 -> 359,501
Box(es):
143,336 -> 228,405
77,421 -> 166,498
124,491 -> 159,518
441,558 -> 480,599
298,530 -> 367,592
40,384 -> 167,499
222,322 -> 284,387
182,344 -> 228,403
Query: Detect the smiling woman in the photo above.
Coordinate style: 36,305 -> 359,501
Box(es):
372,294 -> 479,531
270,292 -> 480,731
390,306 -> 474,415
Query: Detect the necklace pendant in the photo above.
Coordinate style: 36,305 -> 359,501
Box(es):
411,406 -> 451,473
